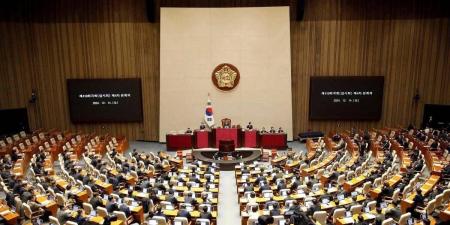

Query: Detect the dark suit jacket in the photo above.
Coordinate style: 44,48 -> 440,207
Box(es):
106,202 -> 118,213
177,209 -> 192,220
200,211 -> 213,220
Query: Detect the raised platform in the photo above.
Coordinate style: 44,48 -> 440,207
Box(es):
191,148 -> 262,171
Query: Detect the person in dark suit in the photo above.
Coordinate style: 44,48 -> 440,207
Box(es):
177,204 -> 192,221
119,203 -> 131,217
260,182 -> 271,191
277,179 -> 287,192
73,209 -> 87,225
89,194 -> 103,210
306,199 -> 320,216
247,122 -> 253,130
257,215 -> 274,225
413,189 -> 425,207
166,189 -> 178,205
199,205 -> 212,220
269,127 -> 276,133
270,204 -> 281,216
184,192 -> 197,205
374,208 -> 385,225
153,205 -> 166,218
243,183 -> 254,192
264,197 -> 279,210
106,196 -> 119,213
355,215 -> 369,225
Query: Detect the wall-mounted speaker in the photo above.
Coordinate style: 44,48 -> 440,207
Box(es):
146,0 -> 156,23
296,0 -> 305,21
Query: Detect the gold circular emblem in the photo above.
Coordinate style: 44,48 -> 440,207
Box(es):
212,63 -> 240,91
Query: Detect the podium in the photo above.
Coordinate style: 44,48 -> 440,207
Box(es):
259,133 -> 288,149
243,130 -> 257,148
194,130 -> 209,149
166,134 -> 193,151
213,128 -> 239,148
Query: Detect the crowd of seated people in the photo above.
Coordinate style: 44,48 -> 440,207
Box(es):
236,126 -> 450,225
0,130 -> 219,225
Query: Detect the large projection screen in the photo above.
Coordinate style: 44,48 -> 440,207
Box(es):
309,76 -> 384,120
160,7 -> 292,142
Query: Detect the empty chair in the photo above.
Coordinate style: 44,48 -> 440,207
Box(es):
313,211 -> 328,225
381,218 -> 395,225
49,216 -> 60,225
55,193 -> 66,206
332,208 -> 346,223
337,175 -> 346,186
113,211 -> 128,225
23,203 -> 42,221
350,205 -> 363,214
96,206 -> 108,218
373,178 -> 382,187
367,201 -> 377,211
443,189 -> 450,203
83,203 -> 94,215
397,212 -> 411,225
247,217 -> 258,225
149,216 -> 167,225
435,194 -> 444,208
195,218 -> 211,225
173,217 -> 189,225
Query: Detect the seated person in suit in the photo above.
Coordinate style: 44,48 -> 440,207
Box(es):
257,215 -> 274,225
106,196 -> 119,213
200,205 -> 213,220
152,205 -> 166,218
412,189 -> 425,207
277,127 -> 284,133
269,127 -> 276,133
177,204 -> 192,221
199,122 -> 206,130
184,192 -> 197,205
247,122 -> 253,130
264,197 -> 279,210
355,215 -> 369,225
260,127 -> 267,133
186,128 -> 193,134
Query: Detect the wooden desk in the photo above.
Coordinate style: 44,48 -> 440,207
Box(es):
95,179 -> 113,194
271,156 -> 287,165
131,205 -> 144,224
343,175 -> 366,192
36,195 -> 58,216
302,152 -> 337,176
336,213 -> 376,225
439,202 -> 450,221
0,205 -> 19,225
401,175 -> 440,212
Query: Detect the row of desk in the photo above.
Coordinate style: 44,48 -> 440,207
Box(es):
166,129 -> 288,150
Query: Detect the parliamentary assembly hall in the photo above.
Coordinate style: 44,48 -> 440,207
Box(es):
0,0 -> 449,225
